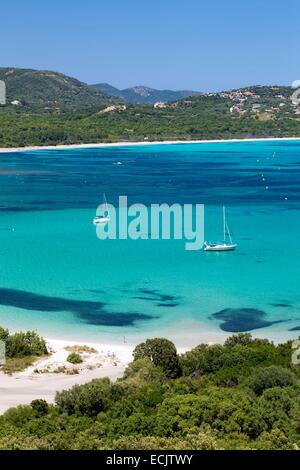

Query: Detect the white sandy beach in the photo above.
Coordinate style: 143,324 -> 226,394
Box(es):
0,136 -> 300,153
0,338 -> 133,414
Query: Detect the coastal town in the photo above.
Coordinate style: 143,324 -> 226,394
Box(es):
156,86 -> 300,121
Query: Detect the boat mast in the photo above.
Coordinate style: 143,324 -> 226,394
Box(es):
103,193 -> 108,212
223,206 -> 226,242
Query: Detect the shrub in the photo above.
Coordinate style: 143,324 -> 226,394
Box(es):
0,327 -> 9,342
67,352 -> 83,364
0,434 -> 49,450
65,345 -> 97,354
2,356 -> 38,374
112,431 -> 218,450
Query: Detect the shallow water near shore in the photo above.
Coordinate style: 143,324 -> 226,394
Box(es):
0,140 -> 299,347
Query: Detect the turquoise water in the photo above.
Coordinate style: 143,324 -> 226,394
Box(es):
0,140 -> 299,347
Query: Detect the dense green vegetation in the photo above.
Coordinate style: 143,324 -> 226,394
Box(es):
1,333 -> 300,450
0,68 -> 299,147
1,92 -> 299,148
0,327 -> 48,374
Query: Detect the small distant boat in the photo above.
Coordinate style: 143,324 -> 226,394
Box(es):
204,206 -> 237,252
93,193 -> 110,225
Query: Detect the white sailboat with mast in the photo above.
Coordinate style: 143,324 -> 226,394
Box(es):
93,193 -> 110,225
204,206 -> 237,252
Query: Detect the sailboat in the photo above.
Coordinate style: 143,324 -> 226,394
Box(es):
93,193 -> 110,225
204,206 -> 237,252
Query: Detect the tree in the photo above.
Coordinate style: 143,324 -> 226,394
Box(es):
31,399 -> 49,417
248,366 -> 295,395
5,331 -> 48,358
224,333 -> 254,348
133,338 -> 181,378
180,344 -> 224,377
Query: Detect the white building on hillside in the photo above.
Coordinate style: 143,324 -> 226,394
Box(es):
154,102 -> 167,109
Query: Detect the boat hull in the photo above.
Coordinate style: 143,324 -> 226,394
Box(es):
204,243 -> 237,252
93,217 -> 110,225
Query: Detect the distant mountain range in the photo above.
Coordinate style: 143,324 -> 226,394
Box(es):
0,68 -> 117,110
91,83 -> 202,104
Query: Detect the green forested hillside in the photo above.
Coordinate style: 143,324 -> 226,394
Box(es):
0,68 -> 116,111
0,69 -> 299,147
0,334 -> 300,450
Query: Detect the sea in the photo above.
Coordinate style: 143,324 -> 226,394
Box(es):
0,140 -> 299,347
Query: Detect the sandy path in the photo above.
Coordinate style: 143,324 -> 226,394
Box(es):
0,364 -> 125,413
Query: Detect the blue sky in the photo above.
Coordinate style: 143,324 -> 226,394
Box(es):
1,0 -> 299,90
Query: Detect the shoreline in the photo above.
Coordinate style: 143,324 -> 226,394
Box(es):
0,136 -> 300,153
